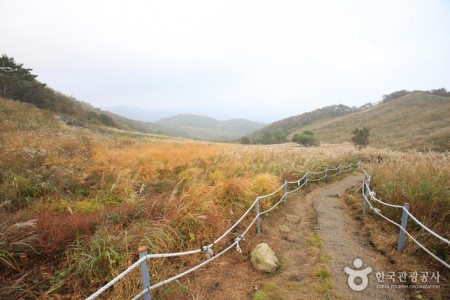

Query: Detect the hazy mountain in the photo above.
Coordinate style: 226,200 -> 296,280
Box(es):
102,105 -> 176,122
156,114 -> 266,141
245,90 -> 450,151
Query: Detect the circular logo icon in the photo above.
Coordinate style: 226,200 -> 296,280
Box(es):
344,258 -> 373,291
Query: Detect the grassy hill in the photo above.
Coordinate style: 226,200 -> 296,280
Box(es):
1,97 -> 448,299
246,104 -> 370,144
0,54 -> 170,135
1,55 -> 264,141
246,91 -> 450,151
0,97 -> 359,299
156,114 -> 266,141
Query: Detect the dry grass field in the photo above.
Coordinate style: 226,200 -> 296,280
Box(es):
0,98 -> 448,299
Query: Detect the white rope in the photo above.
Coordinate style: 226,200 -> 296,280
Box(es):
146,249 -> 202,259
307,174 -> 327,182
369,193 -> 403,209
235,235 -> 243,253
364,179 -> 450,243
402,207 -> 450,244
286,180 -> 307,194
242,215 -> 259,237
327,171 -> 341,178
133,172 -> 450,300
308,170 -> 327,175
201,245 -> 214,258
327,167 -> 342,178
341,164 -> 353,172
85,256 -> 147,300
132,241 -> 239,300
209,181 -> 286,246
398,224 -> 450,269
362,177 -> 450,269
257,182 -> 286,200
149,241 -> 237,290
260,194 -> 287,216
328,165 -> 341,172
286,172 -> 308,184
369,204 -> 449,269
88,160 -> 359,299
211,200 -> 257,245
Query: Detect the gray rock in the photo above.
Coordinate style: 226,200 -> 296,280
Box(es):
251,243 -> 279,273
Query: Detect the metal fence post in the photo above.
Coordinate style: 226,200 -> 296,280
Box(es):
305,172 -> 308,186
363,180 -> 369,214
324,169 -> 328,182
397,203 -> 410,251
283,179 -> 287,206
138,246 -> 151,300
358,160 -> 361,171
256,198 -> 261,234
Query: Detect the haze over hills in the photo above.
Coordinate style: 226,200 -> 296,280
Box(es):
156,114 -> 266,141
2,54 -> 449,147
102,106 -> 267,141
102,105 -> 176,122
0,55 -> 265,141
246,90 -> 450,151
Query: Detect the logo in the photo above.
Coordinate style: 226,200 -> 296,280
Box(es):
344,258 -> 373,291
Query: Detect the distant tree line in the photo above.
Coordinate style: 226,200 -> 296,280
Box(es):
0,54 -> 118,128
383,88 -> 450,102
240,129 -> 320,147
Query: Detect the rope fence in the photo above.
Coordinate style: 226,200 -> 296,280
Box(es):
87,161 -> 360,300
361,171 -> 449,269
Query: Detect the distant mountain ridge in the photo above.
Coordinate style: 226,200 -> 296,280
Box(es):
245,90 -> 450,151
102,105 -> 176,122
156,114 -> 266,141
0,54 -> 265,141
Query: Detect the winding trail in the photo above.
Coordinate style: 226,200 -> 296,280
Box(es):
313,174 -> 405,299
187,174 -> 407,299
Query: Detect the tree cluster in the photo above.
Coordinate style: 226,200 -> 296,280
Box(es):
0,54 -> 117,128
292,130 -> 319,147
382,88 -> 450,102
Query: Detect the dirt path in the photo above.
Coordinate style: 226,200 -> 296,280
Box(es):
184,174 -> 406,299
313,174 -> 405,299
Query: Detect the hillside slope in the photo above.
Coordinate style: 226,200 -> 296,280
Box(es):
156,114 -> 266,141
247,92 -> 450,151
0,55 -> 170,135
307,92 -> 450,150
246,104 -> 371,144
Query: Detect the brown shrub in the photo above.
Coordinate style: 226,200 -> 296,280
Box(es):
32,211 -> 102,257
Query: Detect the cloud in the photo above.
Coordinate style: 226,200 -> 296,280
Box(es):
1,0 -> 449,122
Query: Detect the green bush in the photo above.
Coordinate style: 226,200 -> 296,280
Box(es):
292,131 -> 319,146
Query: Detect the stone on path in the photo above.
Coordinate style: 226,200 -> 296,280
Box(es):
278,225 -> 291,233
286,214 -> 300,223
251,243 -> 279,273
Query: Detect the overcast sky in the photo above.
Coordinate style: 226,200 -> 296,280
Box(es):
1,0 -> 449,122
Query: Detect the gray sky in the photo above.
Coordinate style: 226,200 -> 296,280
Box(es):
1,0 -> 449,122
